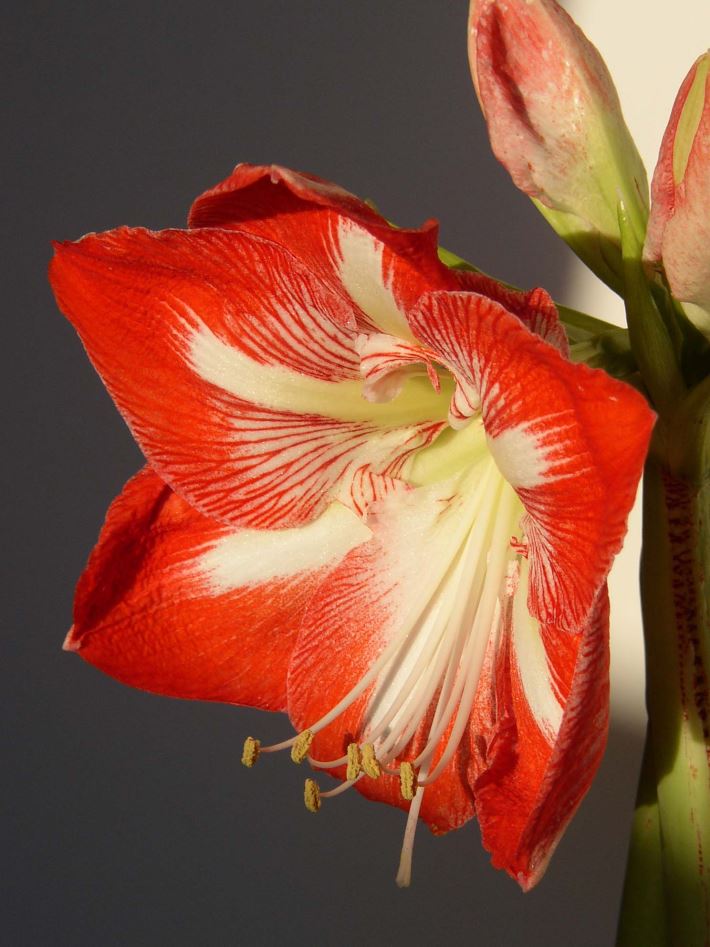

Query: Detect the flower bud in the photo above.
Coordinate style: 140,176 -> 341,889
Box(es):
644,52 -> 710,330
468,0 -> 648,286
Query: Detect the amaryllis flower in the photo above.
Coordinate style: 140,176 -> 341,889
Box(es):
50,164 -> 653,889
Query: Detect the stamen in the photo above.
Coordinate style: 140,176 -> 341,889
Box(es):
394,654 -> 461,887
418,482 -> 518,786
321,777 -> 361,799
304,778 -> 321,813
395,784 -> 426,888
308,754 -> 348,770
374,602 -> 469,766
236,462 -> 524,889
346,743 -> 362,781
241,736 -> 261,768
378,480 -> 500,768
364,586 -> 454,754
399,762 -> 418,801
259,591 -> 460,758
291,730 -> 313,764
361,743 -> 382,778
365,462 -> 501,771
258,464 -> 501,770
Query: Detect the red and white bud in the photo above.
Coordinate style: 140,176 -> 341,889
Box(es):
469,0 -> 648,258
645,52 -> 710,330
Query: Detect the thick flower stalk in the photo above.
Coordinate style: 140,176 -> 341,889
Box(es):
468,0 -> 648,291
50,164 -> 652,887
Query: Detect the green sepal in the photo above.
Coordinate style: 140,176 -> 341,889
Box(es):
618,201 -> 686,417
532,200 -> 625,296
569,331 -> 639,384
650,280 -> 710,390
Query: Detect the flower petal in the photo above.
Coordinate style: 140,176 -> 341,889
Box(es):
50,227 -> 448,529
357,332 -> 441,402
188,163 -> 455,336
472,570 -> 610,888
453,269 -> 569,355
409,290 -> 654,629
67,467 -> 370,709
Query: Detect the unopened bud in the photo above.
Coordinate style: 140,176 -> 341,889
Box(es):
644,51 -> 710,334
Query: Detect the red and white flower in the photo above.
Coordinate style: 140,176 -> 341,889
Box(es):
50,164 -> 653,889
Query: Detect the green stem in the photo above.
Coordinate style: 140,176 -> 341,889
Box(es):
617,442 -> 710,946
618,202 -> 686,417
617,734 -> 668,947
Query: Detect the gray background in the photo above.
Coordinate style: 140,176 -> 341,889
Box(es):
6,2 -> 641,944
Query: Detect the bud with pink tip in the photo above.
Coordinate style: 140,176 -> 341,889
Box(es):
469,0 -> 648,287
644,52 -> 710,333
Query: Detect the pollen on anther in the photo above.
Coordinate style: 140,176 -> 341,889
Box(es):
304,778 -> 321,813
291,730 -> 314,764
241,736 -> 261,768
346,743 -> 362,781
361,743 -> 381,779
399,762 -> 418,801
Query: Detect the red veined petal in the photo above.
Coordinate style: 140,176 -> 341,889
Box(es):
67,467 -> 370,709
453,268 -> 569,355
189,163 -> 386,233
409,290 -> 654,629
471,574 -> 610,888
188,163 -> 456,336
50,226 -> 448,530
357,332 -> 440,402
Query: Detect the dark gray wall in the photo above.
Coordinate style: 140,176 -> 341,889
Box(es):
6,2 -> 639,944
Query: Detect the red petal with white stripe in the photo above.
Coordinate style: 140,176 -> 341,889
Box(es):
189,163 -> 456,337
409,290 -> 654,629
453,268 -> 569,355
50,227 -> 447,530
357,332 -> 440,402
66,467 -> 370,708
471,579 -> 610,889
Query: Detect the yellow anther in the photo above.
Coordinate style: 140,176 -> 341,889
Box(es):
291,730 -> 314,764
304,778 -> 321,813
346,743 -> 362,781
361,743 -> 381,779
399,761 -> 418,801
241,736 -> 261,768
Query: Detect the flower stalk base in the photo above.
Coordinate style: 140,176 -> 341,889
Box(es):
617,447 -> 710,946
